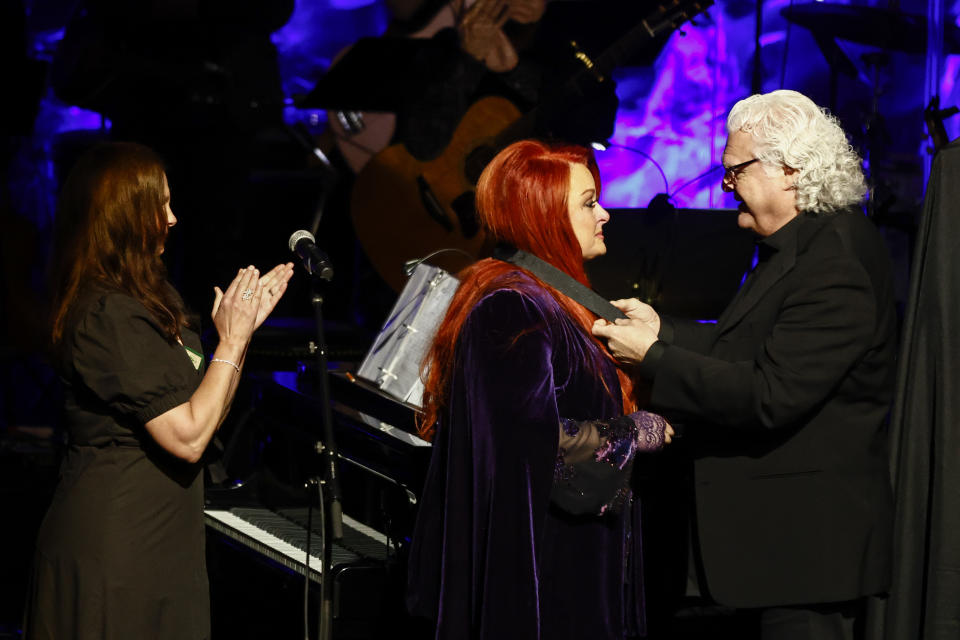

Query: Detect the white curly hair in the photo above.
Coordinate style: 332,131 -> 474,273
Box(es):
727,90 -> 867,214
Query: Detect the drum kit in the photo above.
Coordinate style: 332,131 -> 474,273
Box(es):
779,1 -> 959,137
780,2 -> 960,56
781,1 -> 959,226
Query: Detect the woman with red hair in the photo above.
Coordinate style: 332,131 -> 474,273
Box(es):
406,140 -> 671,639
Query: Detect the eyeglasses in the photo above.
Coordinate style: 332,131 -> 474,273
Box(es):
722,158 -> 759,186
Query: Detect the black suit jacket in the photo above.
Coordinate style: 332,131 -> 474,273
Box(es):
643,211 -> 896,608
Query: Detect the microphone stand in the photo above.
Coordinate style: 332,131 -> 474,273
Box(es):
284,124 -> 342,640
306,275 -> 343,640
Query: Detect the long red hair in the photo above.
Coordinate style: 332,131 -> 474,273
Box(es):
418,140 -> 636,438
49,142 -> 187,345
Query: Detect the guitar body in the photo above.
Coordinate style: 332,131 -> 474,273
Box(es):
352,95 -> 522,291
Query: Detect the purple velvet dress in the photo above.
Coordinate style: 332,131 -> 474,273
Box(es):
407,272 -> 664,639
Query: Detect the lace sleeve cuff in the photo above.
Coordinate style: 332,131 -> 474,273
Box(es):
552,410 -> 669,515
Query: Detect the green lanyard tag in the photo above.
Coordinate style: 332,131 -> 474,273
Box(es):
183,345 -> 203,371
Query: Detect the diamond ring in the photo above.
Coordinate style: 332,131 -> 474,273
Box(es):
241,289 -> 254,301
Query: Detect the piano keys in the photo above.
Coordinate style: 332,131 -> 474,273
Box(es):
205,506 -> 392,583
205,504 -> 403,638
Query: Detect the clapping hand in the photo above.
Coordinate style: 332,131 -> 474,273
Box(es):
210,262 -> 295,348
211,266 -> 262,347
254,262 -> 294,329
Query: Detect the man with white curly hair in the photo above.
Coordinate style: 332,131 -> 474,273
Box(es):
593,89 -> 896,640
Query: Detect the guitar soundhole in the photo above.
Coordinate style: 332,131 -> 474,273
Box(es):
464,144 -> 498,185
451,192 -> 479,239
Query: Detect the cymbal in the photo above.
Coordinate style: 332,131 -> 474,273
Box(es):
781,2 -> 960,55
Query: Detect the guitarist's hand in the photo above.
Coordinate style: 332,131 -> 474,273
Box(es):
508,0 -> 546,23
458,0 -> 519,72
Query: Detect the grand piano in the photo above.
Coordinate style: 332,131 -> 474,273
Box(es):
203,368 -> 433,639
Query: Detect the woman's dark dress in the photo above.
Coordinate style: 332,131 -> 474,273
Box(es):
407,273 -> 652,639
25,288 -> 208,639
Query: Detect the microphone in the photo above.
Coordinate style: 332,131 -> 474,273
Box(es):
288,230 -> 334,281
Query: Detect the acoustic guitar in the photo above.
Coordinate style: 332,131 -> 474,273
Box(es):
352,0 -> 715,291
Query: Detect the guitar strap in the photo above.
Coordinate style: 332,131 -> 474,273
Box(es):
493,245 -> 627,322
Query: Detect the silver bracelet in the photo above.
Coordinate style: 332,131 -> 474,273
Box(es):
209,358 -> 240,374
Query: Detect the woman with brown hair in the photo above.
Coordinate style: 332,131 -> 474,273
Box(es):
406,139 -> 672,639
23,142 -> 293,639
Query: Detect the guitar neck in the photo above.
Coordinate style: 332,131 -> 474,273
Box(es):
489,0 -> 715,152
596,0 -> 714,76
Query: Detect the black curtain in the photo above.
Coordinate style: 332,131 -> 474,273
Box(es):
869,140 -> 960,639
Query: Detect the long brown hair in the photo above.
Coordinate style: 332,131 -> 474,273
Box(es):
49,142 -> 187,344
418,140 -> 636,438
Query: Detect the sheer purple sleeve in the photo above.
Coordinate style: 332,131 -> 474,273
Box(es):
552,411 -> 669,515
